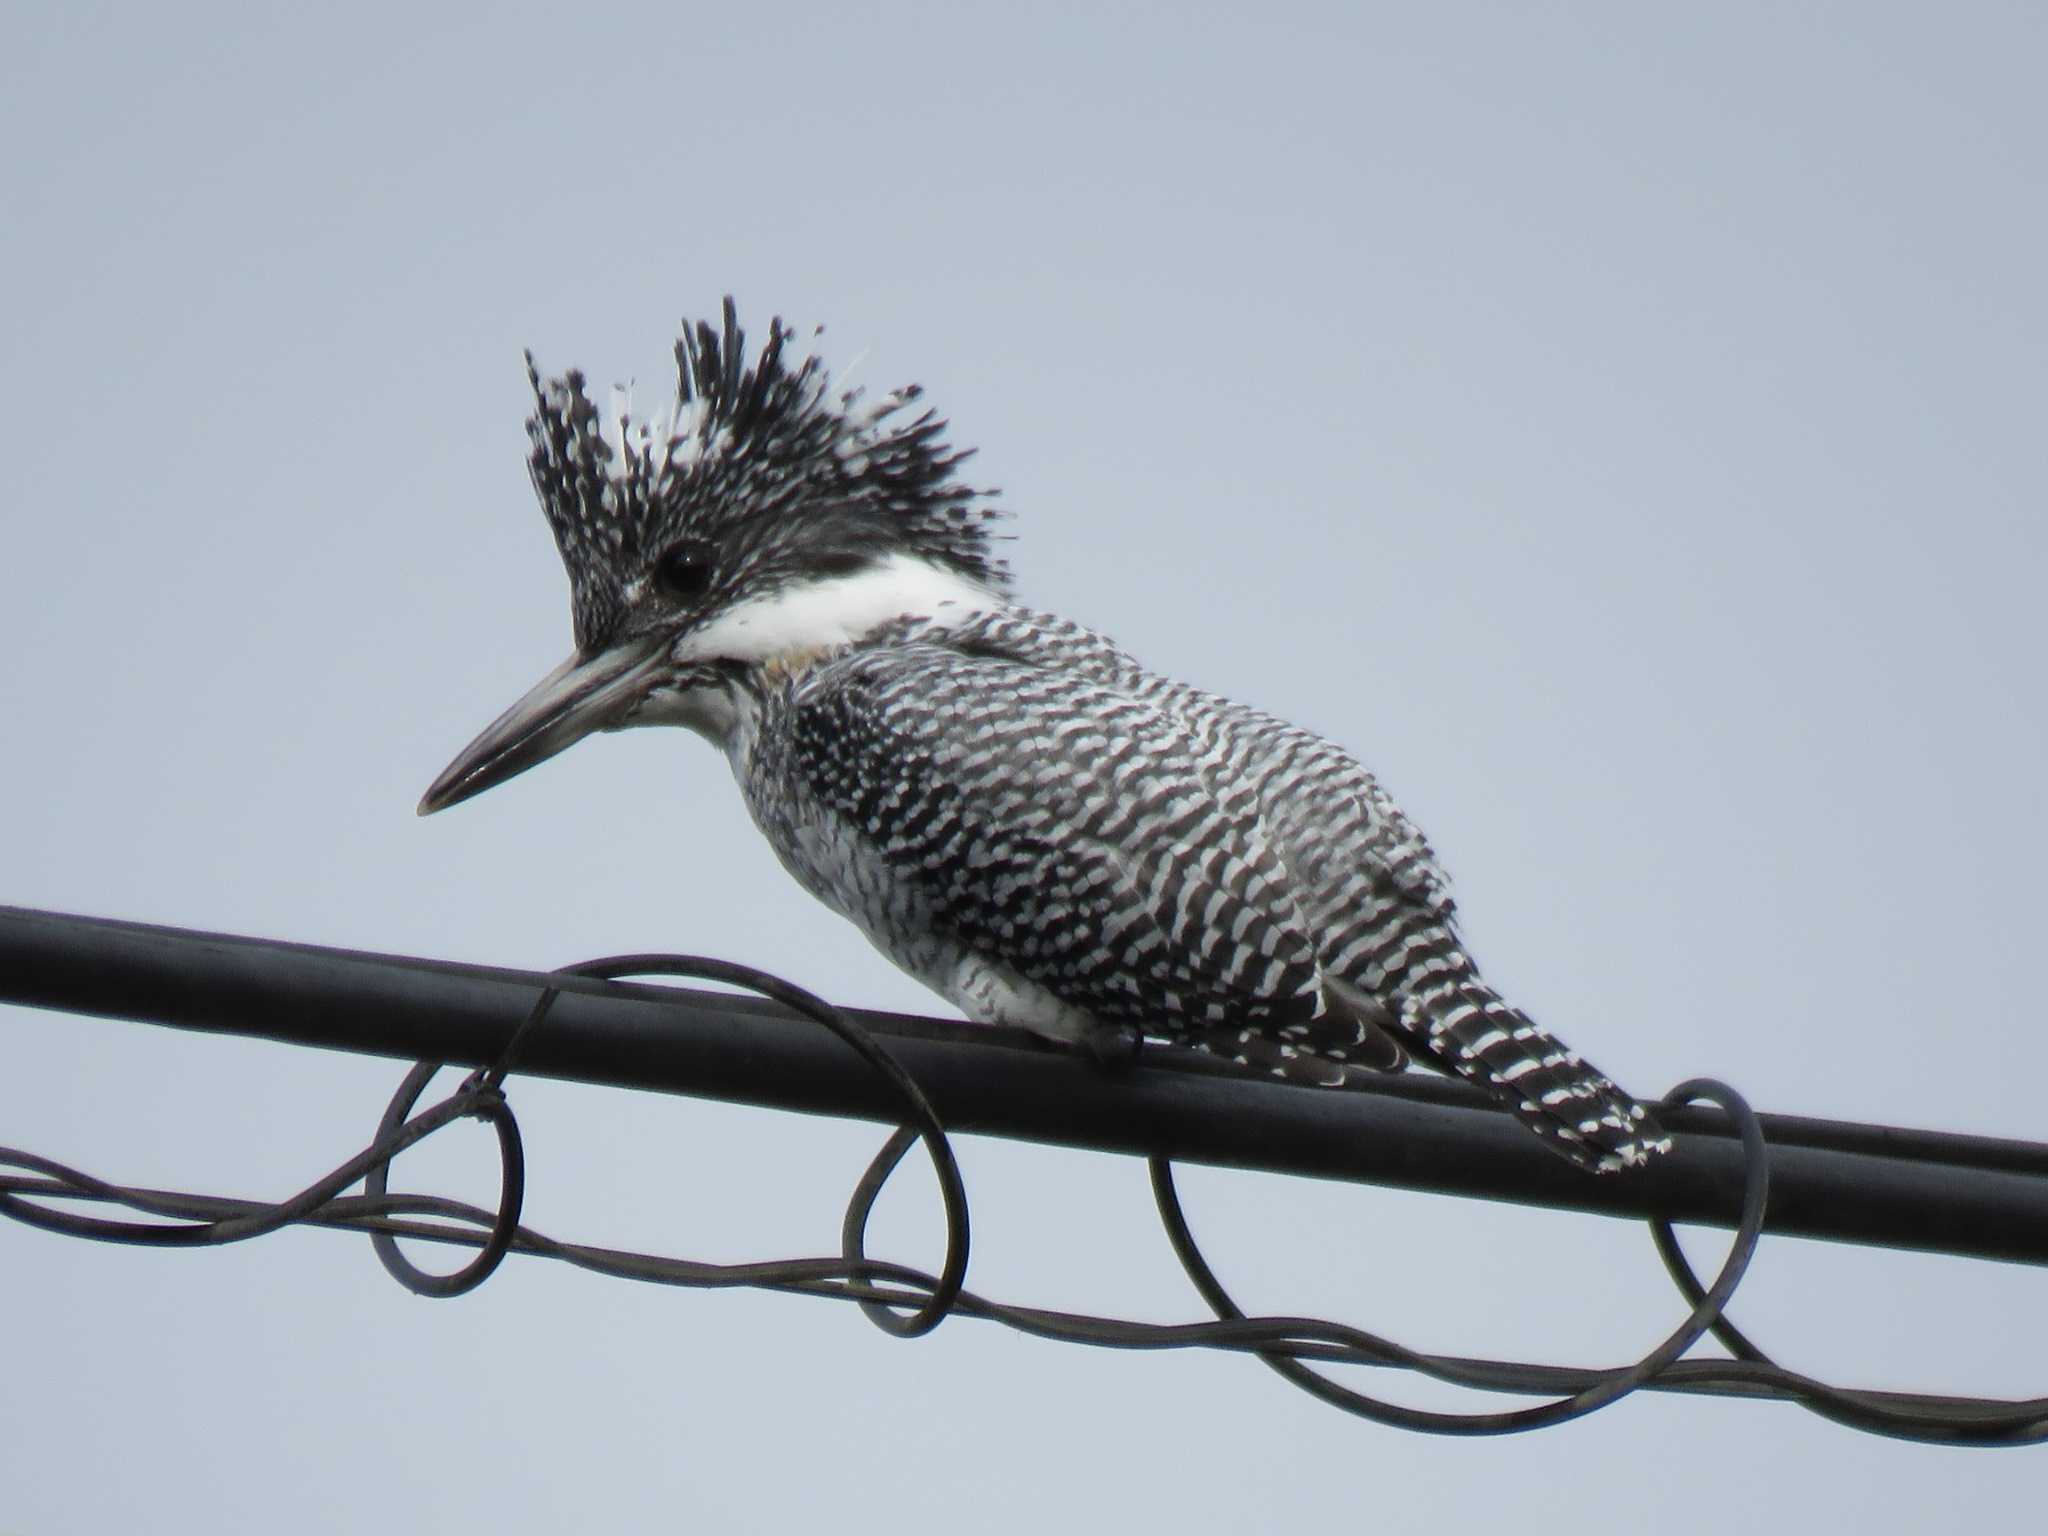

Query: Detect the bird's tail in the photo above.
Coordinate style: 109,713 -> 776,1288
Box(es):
1395,962 -> 1668,1173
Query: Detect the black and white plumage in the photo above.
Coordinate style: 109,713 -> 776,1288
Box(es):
422,300 -> 1669,1173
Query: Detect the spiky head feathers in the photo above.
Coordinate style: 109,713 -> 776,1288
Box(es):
524,299 -> 1008,654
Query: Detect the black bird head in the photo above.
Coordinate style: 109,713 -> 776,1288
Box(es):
420,299 -> 1007,815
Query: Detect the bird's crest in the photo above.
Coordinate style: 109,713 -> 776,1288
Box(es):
524,298 -> 1009,652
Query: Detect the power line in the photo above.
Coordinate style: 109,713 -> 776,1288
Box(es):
3,904 -> 2045,1442
4,904 -> 2044,1263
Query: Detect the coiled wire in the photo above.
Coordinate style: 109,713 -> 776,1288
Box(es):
4,954 -> 2043,1444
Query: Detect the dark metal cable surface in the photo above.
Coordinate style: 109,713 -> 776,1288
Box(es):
10,903 -> 2048,1266
4,953 -> 2045,1443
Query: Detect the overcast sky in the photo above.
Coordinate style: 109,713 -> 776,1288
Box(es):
4,4 -> 2045,1530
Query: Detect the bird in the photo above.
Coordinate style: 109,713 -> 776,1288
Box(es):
420,299 -> 1670,1173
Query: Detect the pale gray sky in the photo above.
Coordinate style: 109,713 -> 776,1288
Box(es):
4,4 -> 2045,1530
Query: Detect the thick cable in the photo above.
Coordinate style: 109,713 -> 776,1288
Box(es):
5,956 -> 2044,1443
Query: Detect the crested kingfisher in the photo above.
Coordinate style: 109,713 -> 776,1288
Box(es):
421,300 -> 1667,1172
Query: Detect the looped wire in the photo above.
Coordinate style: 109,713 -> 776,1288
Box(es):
1649,1119 -> 2048,1446
1147,1076 -> 1770,1434
422,953 -> 971,1337
841,1125 -> 955,1336
8,955 -> 2046,1443
366,1062 -> 526,1298
0,1070 -> 513,1256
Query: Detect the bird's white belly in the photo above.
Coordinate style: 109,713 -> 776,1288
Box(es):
749,787 -> 1099,1043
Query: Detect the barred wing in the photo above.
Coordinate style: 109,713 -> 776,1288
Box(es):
783,644 -> 1328,1036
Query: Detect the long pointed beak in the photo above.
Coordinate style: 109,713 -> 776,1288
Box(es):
418,635 -> 671,816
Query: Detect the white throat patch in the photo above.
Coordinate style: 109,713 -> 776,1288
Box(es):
672,552 -> 996,669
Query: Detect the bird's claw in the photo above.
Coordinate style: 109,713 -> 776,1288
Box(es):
1081,1022 -> 1143,1072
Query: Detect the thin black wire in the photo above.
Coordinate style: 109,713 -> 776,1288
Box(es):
364,1061 -> 525,1298
4,953 -> 2044,1444
366,953 -> 970,1337
1647,1215 -> 2048,1443
1146,1078 -> 1768,1435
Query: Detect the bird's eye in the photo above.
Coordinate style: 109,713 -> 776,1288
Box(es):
654,541 -> 716,601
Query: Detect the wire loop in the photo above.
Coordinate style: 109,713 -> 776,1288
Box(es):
1146,1077 -> 1769,1433
6,954 -> 2045,1443
366,1062 -> 526,1298
511,954 -> 970,1338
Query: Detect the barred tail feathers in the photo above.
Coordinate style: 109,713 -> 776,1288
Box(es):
1396,964 -> 1668,1173
1181,989 -> 1409,1087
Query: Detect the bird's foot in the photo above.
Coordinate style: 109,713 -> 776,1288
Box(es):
1079,1021 -> 1143,1073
